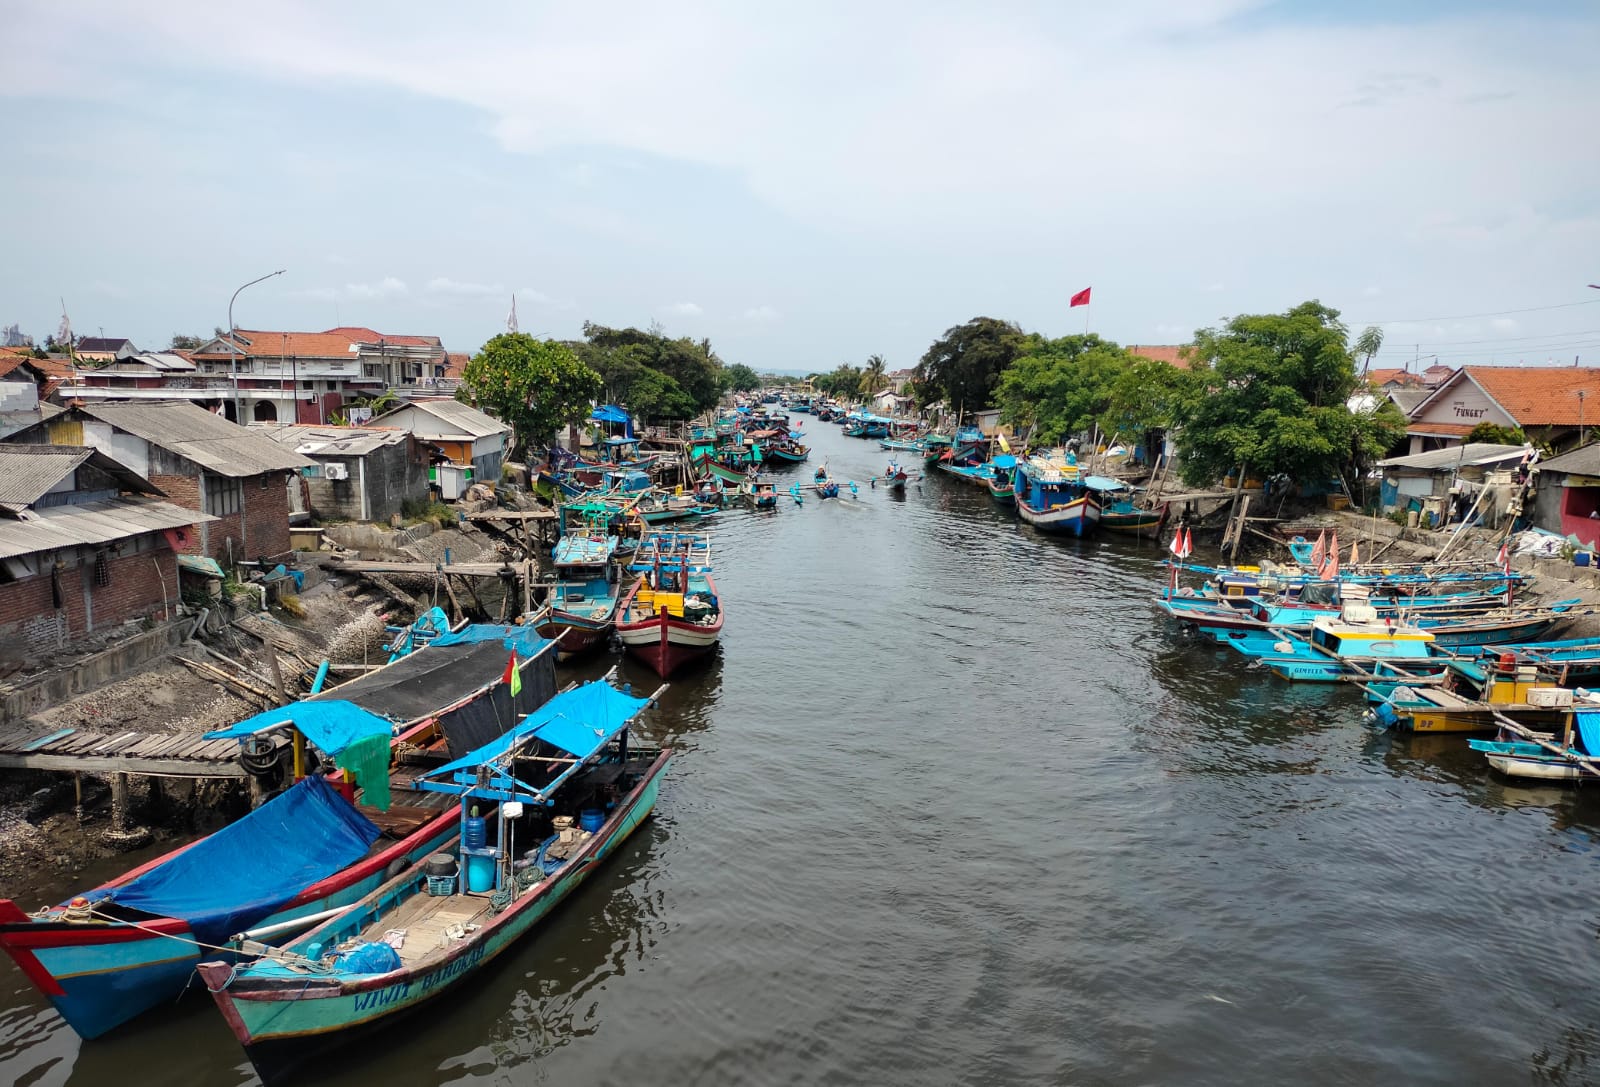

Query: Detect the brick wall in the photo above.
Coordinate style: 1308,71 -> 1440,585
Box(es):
0,540 -> 177,657
145,469 -> 292,565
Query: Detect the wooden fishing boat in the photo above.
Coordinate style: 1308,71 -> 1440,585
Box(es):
738,476 -> 780,509
200,678 -> 672,1086
1468,710 -> 1600,782
883,460 -> 910,491
1366,656 -> 1581,733
1221,599 -> 1448,682
1012,455 -> 1099,537
814,466 -> 840,499
0,631 -> 559,1040
764,439 -> 810,464
615,533 -> 723,677
531,534 -> 621,658
1092,478 -> 1167,536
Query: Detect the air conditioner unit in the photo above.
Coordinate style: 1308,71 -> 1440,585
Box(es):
323,463 -> 349,480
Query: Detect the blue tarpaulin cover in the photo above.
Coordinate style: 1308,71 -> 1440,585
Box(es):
86,776 -> 381,945
1082,475 -> 1130,492
421,680 -> 649,784
1578,712 -> 1600,756
430,624 -> 552,660
591,404 -> 630,424
204,700 -> 393,756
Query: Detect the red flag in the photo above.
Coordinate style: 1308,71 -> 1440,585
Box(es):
1497,540 -> 1510,574
1310,531 -> 1326,570
1182,528 -> 1193,558
1069,287 -> 1092,308
1169,530 -> 1184,558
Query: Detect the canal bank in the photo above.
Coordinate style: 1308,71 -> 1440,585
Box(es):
4,419 -> 1600,1086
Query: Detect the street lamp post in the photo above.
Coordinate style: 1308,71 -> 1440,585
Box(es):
228,269 -> 285,423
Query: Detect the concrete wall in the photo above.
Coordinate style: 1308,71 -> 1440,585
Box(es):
304,442 -> 431,522
0,616 -> 192,724
0,537 -> 179,659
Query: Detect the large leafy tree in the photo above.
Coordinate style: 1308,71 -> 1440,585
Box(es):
1104,358 -> 1202,445
721,363 -> 761,392
577,322 -> 723,417
915,317 -> 1025,411
1177,301 -> 1401,486
459,333 -> 601,458
996,333 -> 1132,444
812,364 -> 863,399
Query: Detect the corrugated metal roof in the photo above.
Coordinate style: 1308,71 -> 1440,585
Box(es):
78,402 -> 314,476
375,399 -> 508,439
258,425 -> 411,458
1535,444 -> 1600,477
1377,443 -> 1528,471
0,446 -> 93,508
0,498 -> 215,559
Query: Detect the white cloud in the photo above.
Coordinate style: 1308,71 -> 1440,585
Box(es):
426,277 -> 501,296
345,277 -> 407,299
743,305 -> 780,322
661,302 -> 703,317
517,287 -> 577,311
1490,317 -> 1518,332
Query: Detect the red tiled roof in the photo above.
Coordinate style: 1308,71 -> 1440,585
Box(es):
197,328 -> 444,360
1407,421 -> 1476,437
443,352 -> 469,378
0,355 -> 43,380
1367,368 -> 1422,387
1127,344 -> 1193,369
1463,365 -> 1600,427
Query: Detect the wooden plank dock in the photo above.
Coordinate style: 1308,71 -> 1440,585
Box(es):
0,723 -> 247,778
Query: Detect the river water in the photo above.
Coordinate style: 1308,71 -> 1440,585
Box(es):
5,421 -> 1600,1086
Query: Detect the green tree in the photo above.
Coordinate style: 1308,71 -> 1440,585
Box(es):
859,354 -> 889,397
813,364 -> 863,399
1352,326 -> 1384,377
169,333 -> 205,351
459,333 -> 601,458
996,333 -> 1131,444
721,362 -> 761,393
577,322 -> 723,415
627,368 -> 698,422
1464,421 -> 1528,445
1176,301 -> 1392,487
915,317 -> 1024,411
1104,358 -> 1202,445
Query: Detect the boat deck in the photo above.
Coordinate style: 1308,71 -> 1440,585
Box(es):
357,890 -> 496,968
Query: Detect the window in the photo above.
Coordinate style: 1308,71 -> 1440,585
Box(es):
205,476 -> 243,516
363,364 -> 380,378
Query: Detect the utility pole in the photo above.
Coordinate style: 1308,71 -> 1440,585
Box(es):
228,269 -> 285,424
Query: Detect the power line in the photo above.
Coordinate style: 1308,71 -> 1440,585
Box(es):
1369,327 -> 1600,349
1371,339 -> 1600,363
1350,298 -> 1600,325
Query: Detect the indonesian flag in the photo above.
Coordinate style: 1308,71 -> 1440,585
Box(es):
1497,540 -> 1510,574
1069,287 -> 1092,308
502,651 -> 522,697
1170,528 -> 1192,559
1310,530 -> 1327,570
1182,528 -> 1193,558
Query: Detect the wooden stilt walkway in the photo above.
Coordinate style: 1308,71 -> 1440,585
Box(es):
0,723 -> 246,778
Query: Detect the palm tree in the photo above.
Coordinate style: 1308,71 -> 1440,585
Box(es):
859,354 -> 889,398
1352,326 -> 1383,378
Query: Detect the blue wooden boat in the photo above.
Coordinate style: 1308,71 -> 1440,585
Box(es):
1468,710 -> 1600,782
0,631 -> 558,1040
814,466 -> 840,499
1221,607 -> 1445,682
531,534 -> 621,658
764,440 -> 810,464
1012,455 -> 1099,537
200,678 -> 672,1086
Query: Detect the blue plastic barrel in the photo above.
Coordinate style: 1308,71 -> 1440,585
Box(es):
466,854 -> 495,893
579,809 -> 605,834
463,816 -> 486,850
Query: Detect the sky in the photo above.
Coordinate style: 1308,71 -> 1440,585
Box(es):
3,1 -> 1598,375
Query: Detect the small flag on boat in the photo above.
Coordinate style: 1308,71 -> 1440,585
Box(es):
1182,528 -> 1193,558
1069,287 -> 1092,308
1321,532 -> 1340,581
502,651 -> 522,697
1310,530 -> 1327,570
1169,528 -> 1193,559
1349,540 -> 1359,565
1498,540 -> 1510,574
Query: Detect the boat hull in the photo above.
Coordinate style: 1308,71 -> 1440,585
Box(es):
532,611 -> 614,658
764,446 -> 809,464
1015,495 -> 1100,536
205,756 -> 671,1086
0,816 -> 455,1039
